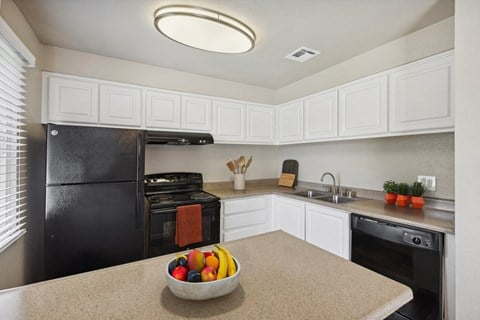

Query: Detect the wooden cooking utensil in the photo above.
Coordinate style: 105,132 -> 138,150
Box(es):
244,156 -> 253,172
238,156 -> 246,173
226,161 -> 236,173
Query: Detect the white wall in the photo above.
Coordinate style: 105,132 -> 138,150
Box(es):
275,16 -> 454,104
455,0 -> 480,318
42,46 -> 275,105
279,133 -> 454,199
145,144 -> 279,183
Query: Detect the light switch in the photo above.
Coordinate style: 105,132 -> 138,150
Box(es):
417,175 -> 436,191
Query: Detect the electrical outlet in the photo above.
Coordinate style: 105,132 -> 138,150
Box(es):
417,175 -> 436,191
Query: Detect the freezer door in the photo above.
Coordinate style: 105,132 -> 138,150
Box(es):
45,181 -> 145,279
46,124 -> 145,185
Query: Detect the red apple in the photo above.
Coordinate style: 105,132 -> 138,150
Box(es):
187,250 -> 205,272
171,266 -> 188,281
203,251 -> 213,258
201,266 -> 217,282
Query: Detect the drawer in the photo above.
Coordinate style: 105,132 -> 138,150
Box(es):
224,209 -> 267,230
223,196 -> 268,215
224,225 -> 268,242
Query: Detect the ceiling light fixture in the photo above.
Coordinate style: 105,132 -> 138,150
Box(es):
154,5 -> 256,54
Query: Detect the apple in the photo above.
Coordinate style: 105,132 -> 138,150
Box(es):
171,265 -> 188,281
203,251 -> 213,258
200,266 -> 217,282
187,250 -> 205,271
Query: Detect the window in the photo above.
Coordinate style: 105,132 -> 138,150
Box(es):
0,18 -> 35,253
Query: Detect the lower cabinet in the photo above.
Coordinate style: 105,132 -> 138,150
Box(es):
222,195 -> 273,242
305,203 -> 350,259
273,196 -> 305,240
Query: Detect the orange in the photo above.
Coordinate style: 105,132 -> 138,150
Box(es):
205,255 -> 219,270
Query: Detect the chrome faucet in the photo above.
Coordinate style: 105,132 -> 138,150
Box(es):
321,172 -> 339,194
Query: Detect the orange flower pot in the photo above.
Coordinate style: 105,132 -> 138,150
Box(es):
396,195 -> 409,207
384,193 -> 397,205
410,196 -> 425,209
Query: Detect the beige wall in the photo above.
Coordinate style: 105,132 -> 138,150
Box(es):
0,0 -> 44,289
279,133 -> 454,200
42,46 -> 275,105
275,16 -> 454,104
455,0 -> 480,318
145,144 -> 279,183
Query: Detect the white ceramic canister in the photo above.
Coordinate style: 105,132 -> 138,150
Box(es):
233,173 -> 245,190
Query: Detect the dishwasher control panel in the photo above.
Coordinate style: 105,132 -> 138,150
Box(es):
403,231 -> 433,249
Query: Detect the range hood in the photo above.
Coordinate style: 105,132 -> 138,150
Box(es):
146,131 -> 214,145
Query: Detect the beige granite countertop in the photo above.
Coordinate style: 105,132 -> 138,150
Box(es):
0,231 -> 412,320
204,180 -> 455,234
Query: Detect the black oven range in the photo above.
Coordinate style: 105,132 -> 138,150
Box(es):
144,172 -> 220,257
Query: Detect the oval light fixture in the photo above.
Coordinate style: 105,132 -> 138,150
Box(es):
154,5 -> 256,54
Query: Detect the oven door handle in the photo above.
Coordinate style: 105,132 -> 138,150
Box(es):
150,204 -> 209,215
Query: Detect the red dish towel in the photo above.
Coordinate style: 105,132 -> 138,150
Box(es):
175,204 -> 203,247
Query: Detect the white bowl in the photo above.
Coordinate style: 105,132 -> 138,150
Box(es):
165,256 -> 241,300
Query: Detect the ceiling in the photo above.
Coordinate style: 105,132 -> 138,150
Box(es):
14,0 -> 454,89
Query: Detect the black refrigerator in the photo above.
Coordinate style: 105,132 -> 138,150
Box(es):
45,124 -> 145,280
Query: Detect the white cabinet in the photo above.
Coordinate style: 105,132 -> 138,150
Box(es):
305,203 -> 350,259
213,100 -> 245,142
46,75 -> 99,124
339,75 -> 388,137
389,53 -> 454,133
145,90 -> 181,129
273,196 -> 305,240
278,101 -> 303,143
246,105 -> 275,143
304,90 -> 338,140
99,84 -> 142,127
181,95 -> 212,131
222,195 -> 272,242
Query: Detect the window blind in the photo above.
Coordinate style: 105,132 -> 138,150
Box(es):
0,34 -> 27,253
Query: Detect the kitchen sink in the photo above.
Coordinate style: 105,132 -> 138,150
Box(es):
314,195 -> 357,204
292,190 -> 327,198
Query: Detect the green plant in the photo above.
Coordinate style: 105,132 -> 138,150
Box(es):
397,183 -> 410,196
411,182 -> 425,197
383,180 -> 398,194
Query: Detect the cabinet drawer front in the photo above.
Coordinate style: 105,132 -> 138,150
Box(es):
223,197 -> 268,214
224,225 -> 268,242
224,210 -> 267,230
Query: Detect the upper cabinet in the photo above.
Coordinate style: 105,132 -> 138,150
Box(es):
246,105 -> 275,143
213,100 -> 245,142
304,90 -> 338,140
181,95 -> 212,132
278,101 -> 303,143
99,84 -> 142,127
145,89 -> 181,129
46,75 -> 98,124
389,52 -> 454,133
339,75 -> 388,137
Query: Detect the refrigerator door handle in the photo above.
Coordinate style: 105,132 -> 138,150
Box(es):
135,182 -> 143,229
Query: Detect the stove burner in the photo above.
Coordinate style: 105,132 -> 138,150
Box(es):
189,192 -> 213,200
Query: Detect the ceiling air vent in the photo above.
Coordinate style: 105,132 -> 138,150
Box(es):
285,46 -> 320,62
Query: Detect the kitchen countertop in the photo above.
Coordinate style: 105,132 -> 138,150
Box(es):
204,181 -> 455,234
0,231 -> 412,320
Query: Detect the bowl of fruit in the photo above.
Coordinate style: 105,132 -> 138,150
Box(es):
166,244 -> 240,300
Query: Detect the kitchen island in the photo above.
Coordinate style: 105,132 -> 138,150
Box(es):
0,231 -> 411,320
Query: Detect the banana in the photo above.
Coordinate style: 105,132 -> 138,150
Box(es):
215,244 -> 237,277
213,248 -> 228,279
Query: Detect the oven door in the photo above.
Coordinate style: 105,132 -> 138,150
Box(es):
148,202 -> 220,257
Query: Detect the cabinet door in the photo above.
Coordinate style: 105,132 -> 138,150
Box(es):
145,90 -> 181,129
304,90 -> 338,140
47,76 -> 99,124
181,95 -> 212,131
278,101 -> 303,143
389,53 -> 454,132
246,105 -> 275,143
339,75 -> 387,137
99,85 -> 142,127
305,204 -> 350,259
213,100 -> 245,142
273,196 -> 305,240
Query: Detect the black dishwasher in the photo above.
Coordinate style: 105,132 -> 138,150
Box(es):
351,214 -> 443,320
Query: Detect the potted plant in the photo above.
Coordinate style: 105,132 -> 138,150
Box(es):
383,180 -> 398,205
410,182 -> 426,209
396,183 -> 410,207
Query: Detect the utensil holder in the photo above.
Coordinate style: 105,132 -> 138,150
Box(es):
233,173 -> 245,190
